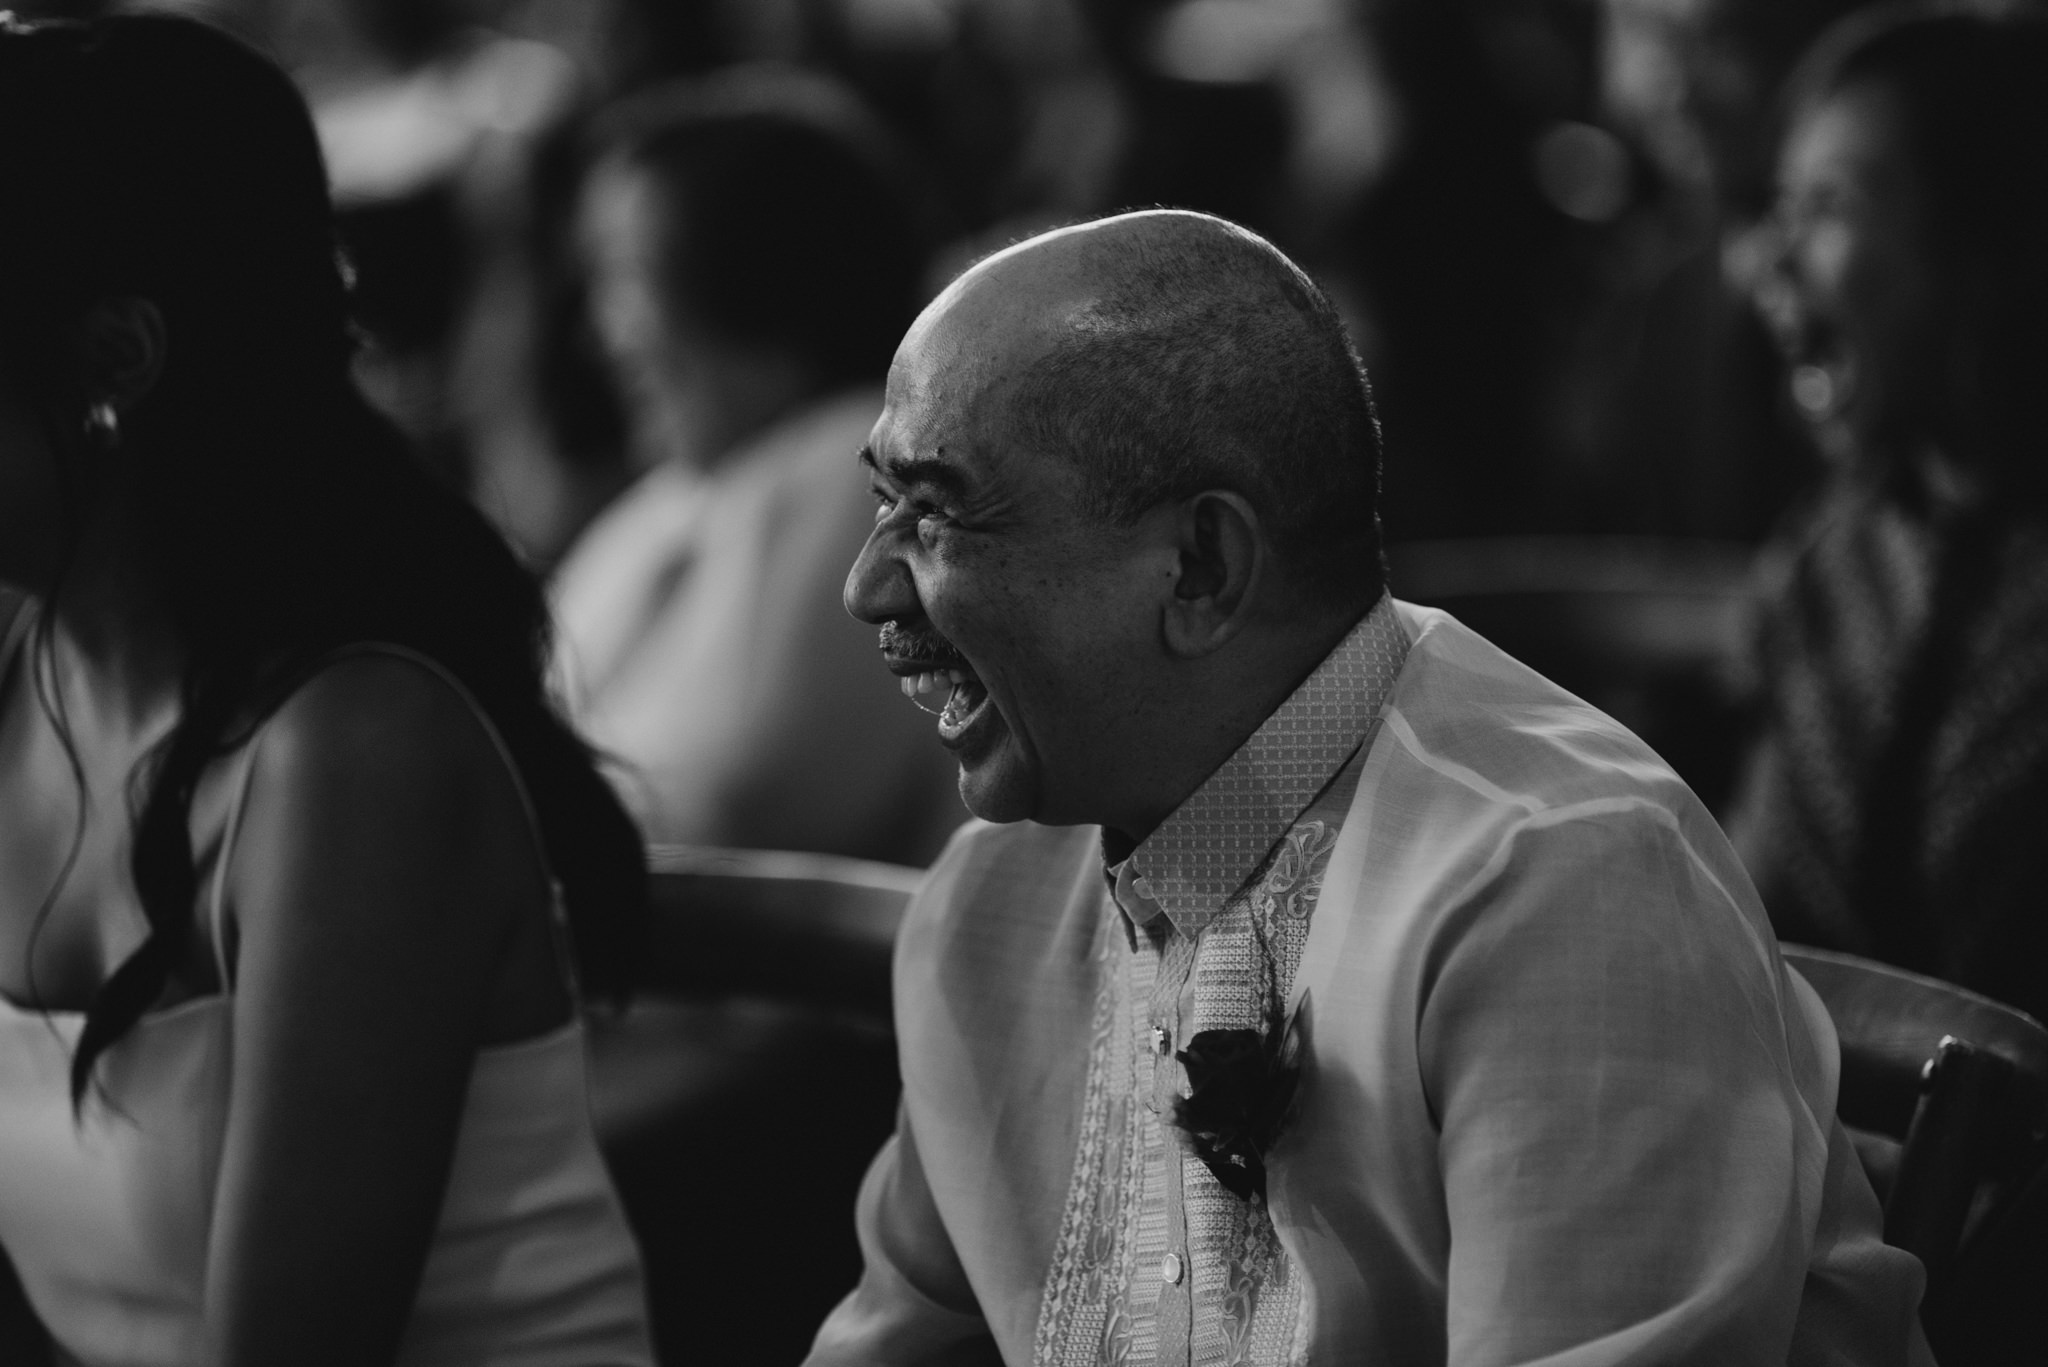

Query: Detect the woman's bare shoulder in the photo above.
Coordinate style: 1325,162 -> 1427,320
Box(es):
236,649 -> 536,887
257,649 -> 507,783
221,647 -> 565,1040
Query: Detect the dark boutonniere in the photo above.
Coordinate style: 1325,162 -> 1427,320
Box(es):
1170,997 -> 1307,1202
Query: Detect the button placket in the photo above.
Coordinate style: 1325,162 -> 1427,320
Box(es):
1147,944 -> 1191,1122
1149,910 -> 1203,1363
1038,602 -> 1408,1367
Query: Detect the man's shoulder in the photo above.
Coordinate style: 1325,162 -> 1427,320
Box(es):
1335,602 -> 1759,961
1382,600 -> 1695,820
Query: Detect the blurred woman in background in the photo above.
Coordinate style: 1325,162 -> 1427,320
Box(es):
0,15 -> 652,1365
1734,7 -> 2048,1021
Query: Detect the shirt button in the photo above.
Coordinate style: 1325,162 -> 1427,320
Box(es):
1160,1252 -> 1184,1286
1131,874 -> 1154,901
1150,1026 -> 1172,1056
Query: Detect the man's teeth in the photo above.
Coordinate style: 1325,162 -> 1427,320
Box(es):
899,669 -> 969,699
939,685 -> 976,727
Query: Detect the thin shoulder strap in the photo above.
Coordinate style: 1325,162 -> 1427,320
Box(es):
208,730 -> 265,992
206,642 -> 577,999
0,592 -> 34,694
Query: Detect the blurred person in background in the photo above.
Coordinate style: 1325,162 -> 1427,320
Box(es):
0,15 -> 654,1365
554,69 -> 965,863
1731,7 -> 2048,1025
455,0 -> 1131,570
1579,0 -> 1871,541
1333,0 -> 1617,540
303,0 -> 580,470
453,107 -> 636,570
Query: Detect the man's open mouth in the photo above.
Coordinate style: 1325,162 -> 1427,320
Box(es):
896,665 -> 991,741
879,624 -> 994,744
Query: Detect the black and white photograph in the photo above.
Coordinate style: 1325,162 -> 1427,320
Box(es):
0,0 -> 2044,1363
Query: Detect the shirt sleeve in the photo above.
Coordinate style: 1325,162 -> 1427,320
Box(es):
805,1105 -> 1005,1367
1416,804 -> 1908,1367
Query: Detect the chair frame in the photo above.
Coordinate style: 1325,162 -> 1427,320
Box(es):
637,843 -> 919,1022
1782,945 -> 2048,1314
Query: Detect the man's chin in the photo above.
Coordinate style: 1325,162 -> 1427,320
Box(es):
955,749 -> 1040,825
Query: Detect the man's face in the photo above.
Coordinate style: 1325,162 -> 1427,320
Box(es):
845,288 -> 1172,826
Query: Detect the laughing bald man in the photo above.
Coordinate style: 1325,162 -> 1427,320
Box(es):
805,211 -> 1931,1367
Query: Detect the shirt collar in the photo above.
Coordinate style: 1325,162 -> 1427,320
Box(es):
1109,593 -> 1410,938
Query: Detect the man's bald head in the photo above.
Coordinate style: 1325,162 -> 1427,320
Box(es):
941,210 -> 1385,605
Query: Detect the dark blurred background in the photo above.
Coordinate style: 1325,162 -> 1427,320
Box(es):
42,0 -> 1862,825
31,0 -> 1847,553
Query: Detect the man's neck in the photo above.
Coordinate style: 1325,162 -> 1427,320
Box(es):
1097,594 -> 1376,851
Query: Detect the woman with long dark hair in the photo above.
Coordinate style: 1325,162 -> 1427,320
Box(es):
1736,7 -> 2048,1022
0,14 -> 653,1364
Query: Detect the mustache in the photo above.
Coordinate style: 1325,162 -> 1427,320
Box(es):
879,620 -> 968,667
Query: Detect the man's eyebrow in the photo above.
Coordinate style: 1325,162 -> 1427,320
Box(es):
858,444 -> 972,499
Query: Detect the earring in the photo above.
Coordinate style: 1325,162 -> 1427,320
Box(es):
82,400 -> 120,449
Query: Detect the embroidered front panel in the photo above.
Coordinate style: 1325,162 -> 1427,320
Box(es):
1034,819 -> 1346,1367
1038,908 -> 1182,1366
1033,601 -> 1410,1367
1035,904 -> 1140,1364
1180,820 -> 1338,1367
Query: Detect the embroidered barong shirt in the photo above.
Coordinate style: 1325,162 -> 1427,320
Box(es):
808,598 -> 1932,1367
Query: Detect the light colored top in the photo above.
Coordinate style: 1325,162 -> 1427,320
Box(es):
806,598 -> 1934,1367
0,644 -> 655,1367
550,388 -> 963,863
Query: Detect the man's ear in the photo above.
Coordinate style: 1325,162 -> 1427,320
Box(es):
1161,489 -> 1265,659
70,297 -> 168,411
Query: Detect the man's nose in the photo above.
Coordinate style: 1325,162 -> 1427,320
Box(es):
844,526 -> 919,625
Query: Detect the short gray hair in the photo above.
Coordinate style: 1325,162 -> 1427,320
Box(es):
1005,215 -> 1384,604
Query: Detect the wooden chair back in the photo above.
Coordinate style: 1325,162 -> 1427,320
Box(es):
1783,944 -> 2048,1361
586,846 -> 921,1366
631,843 -> 917,1022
